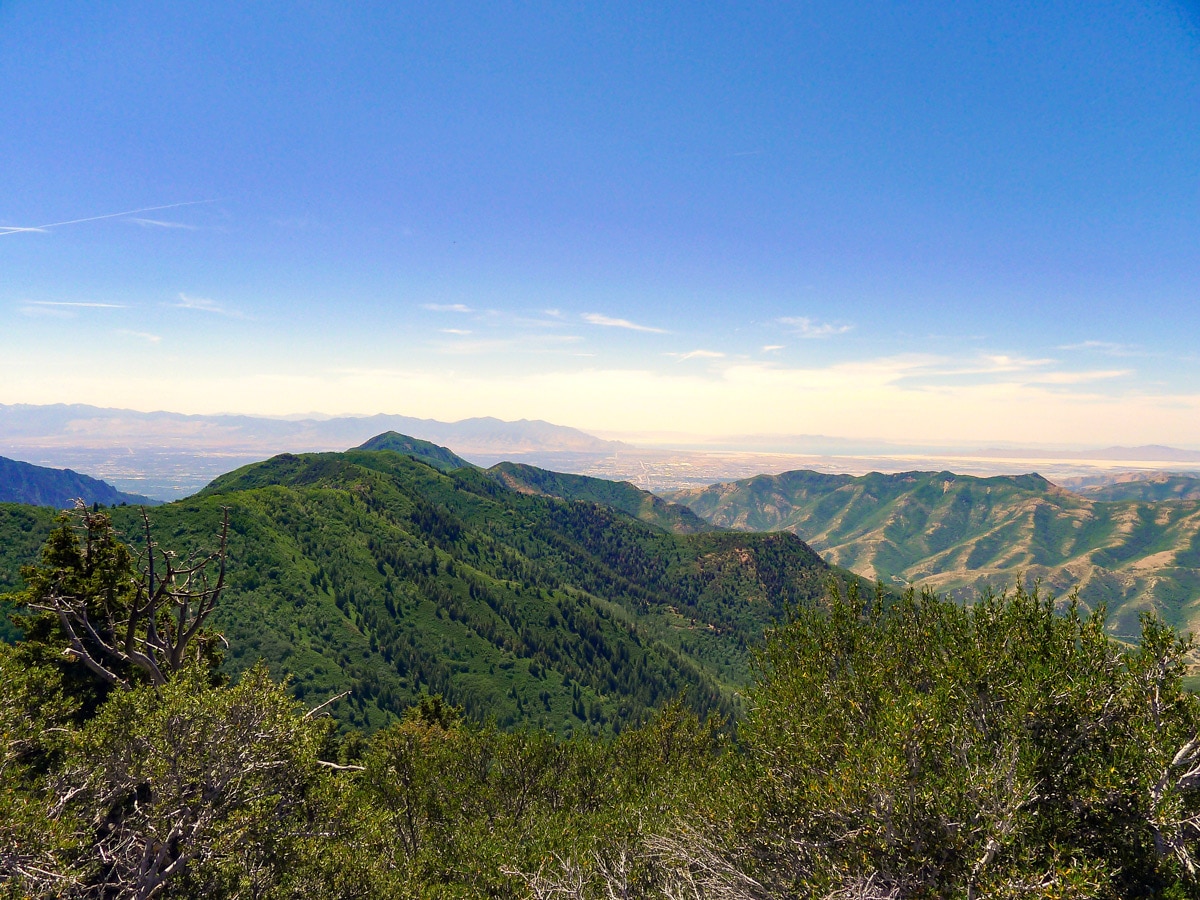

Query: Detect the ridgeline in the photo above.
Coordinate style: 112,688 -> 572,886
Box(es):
0,455 -> 156,508
669,468 -> 1200,638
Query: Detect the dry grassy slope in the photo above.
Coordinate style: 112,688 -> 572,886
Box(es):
1078,474 -> 1200,502
669,470 -> 1200,640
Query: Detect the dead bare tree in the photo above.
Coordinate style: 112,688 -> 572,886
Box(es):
28,502 -> 230,689
649,828 -> 768,900
500,828 -> 767,900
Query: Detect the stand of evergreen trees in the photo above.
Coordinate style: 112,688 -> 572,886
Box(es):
4,511 -> 1200,898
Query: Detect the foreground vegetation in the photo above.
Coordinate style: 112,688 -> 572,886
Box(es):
5,510 -> 1200,898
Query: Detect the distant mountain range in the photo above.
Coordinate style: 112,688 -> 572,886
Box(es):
669,469 -> 1200,640
0,403 -> 625,455
0,455 -> 156,508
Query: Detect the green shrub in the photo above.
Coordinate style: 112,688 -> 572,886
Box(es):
736,583 -> 1200,898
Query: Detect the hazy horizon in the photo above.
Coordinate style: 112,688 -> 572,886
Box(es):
7,400 -> 1200,456
5,400 -> 1200,501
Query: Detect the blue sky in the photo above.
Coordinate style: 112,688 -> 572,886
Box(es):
3,2 -> 1199,446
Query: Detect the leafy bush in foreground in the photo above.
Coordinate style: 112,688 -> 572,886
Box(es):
735,584 -> 1200,898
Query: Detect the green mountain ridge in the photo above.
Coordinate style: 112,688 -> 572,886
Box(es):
1077,473 -> 1200,502
3,440 -> 857,734
669,468 -> 1200,639
485,461 -> 713,534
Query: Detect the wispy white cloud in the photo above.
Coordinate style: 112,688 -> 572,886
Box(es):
1024,369 -> 1132,385
975,354 -> 1056,372
128,218 -> 197,230
778,316 -> 853,338
761,344 -> 784,352
514,314 -> 569,328
668,349 -> 725,362
423,303 -> 473,313
874,352 -> 1135,392
26,300 -> 126,309
173,293 -> 246,318
19,300 -> 126,318
118,329 -> 162,343
1057,340 -> 1138,357
432,332 -> 582,356
892,354 -> 1056,380
0,200 -> 215,237
434,338 -> 519,355
583,312 -> 668,333
441,328 -> 472,335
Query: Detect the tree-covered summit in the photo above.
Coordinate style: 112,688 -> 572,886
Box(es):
354,431 -> 475,471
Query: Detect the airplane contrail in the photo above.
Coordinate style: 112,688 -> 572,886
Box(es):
0,199 -> 217,236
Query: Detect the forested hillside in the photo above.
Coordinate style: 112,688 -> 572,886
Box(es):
1,443 -> 853,734
486,461 -> 713,534
669,469 -> 1200,638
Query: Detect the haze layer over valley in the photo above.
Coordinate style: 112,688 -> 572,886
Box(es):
6,402 -> 1200,501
